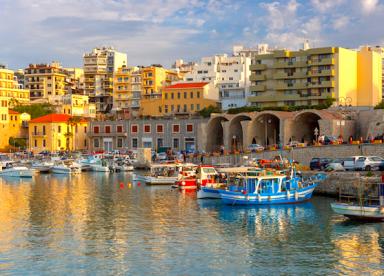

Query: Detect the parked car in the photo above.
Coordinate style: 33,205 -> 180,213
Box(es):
355,156 -> 384,171
343,156 -> 365,171
325,159 -> 346,171
287,141 -> 304,148
247,144 -> 264,152
310,157 -> 332,170
156,152 -> 168,161
324,136 -> 338,145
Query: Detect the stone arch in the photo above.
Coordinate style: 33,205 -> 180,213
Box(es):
292,111 -> 323,144
228,114 -> 252,151
250,112 -> 281,147
206,116 -> 229,152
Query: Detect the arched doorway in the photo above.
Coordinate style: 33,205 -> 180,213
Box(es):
206,116 -> 228,152
228,115 -> 252,151
293,112 -> 321,144
251,113 -> 280,147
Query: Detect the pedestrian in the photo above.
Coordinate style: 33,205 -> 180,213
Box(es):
220,145 -> 224,155
183,151 -> 186,163
200,154 -> 204,164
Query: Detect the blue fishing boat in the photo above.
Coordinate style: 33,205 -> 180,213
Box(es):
219,170 -> 324,205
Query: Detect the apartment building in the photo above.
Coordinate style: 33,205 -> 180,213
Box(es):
112,66 -> 141,118
63,67 -> 84,94
83,47 -> 127,113
60,94 -> 96,118
0,65 -> 30,148
140,66 -> 181,116
28,114 -> 89,152
182,52 -> 251,110
249,46 -> 382,107
24,62 -> 67,103
88,118 -> 207,152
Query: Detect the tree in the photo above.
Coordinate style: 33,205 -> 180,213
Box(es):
198,105 -> 222,118
374,101 -> 384,109
13,103 -> 54,119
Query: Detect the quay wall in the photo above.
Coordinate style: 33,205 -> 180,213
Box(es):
193,144 -> 384,166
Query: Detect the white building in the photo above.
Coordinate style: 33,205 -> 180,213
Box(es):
83,47 -> 127,113
182,50 -> 252,110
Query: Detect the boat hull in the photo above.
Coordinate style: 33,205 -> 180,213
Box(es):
1,169 -> 34,178
177,179 -> 197,190
220,185 -> 316,205
331,202 -> 384,221
197,187 -> 221,199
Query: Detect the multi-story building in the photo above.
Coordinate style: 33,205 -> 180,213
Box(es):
182,52 -> 252,110
88,118 -> 207,152
0,65 -> 30,149
60,94 -> 96,118
63,67 -> 84,94
140,66 -> 181,116
28,114 -> 89,152
248,46 -> 382,107
24,62 -> 67,104
83,47 -> 127,113
112,66 -> 142,118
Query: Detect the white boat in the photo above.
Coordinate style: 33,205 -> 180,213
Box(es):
32,161 -> 53,173
0,165 -> 34,178
331,202 -> 384,221
51,161 -> 81,174
137,164 -> 179,185
90,159 -> 111,172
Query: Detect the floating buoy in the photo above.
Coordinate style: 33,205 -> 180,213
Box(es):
137,182 -> 141,186
128,182 -> 132,188
120,182 -> 124,189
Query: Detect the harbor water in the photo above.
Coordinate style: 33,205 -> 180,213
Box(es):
0,173 -> 383,275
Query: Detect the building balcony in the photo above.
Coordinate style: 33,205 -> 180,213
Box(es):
272,60 -> 307,69
307,69 -> 335,77
31,132 -> 47,137
250,74 -> 266,81
250,64 -> 267,71
308,80 -> 335,88
247,91 -> 333,103
250,84 -> 266,92
308,58 -> 335,66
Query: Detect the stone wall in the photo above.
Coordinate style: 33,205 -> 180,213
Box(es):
191,143 -> 384,166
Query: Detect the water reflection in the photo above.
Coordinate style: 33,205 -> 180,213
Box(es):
0,175 -> 382,274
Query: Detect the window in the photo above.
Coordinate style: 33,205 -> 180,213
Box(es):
197,104 -> 200,110
171,93 -> 174,99
58,139 -> 61,147
34,126 -> 37,134
156,124 -> 164,133
165,93 -> 168,99
186,124 -> 193,132
173,124 -> 180,133
94,138 -> 99,148
191,104 -> 194,111
117,138 -> 123,148
105,126 -> 111,133
131,124 -> 138,133
42,126 -> 46,135
183,104 -> 187,112
190,92 -> 193,99
177,92 -> 181,99
84,126 -> 87,133
94,126 -> 99,133
117,125 -> 123,133
34,139 -> 37,147
184,91 -> 187,98
132,138 -> 138,148
164,105 -> 168,113
43,139 -> 46,147
84,139 -> 87,147
173,138 -> 179,149
144,124 -> 151,133
157,138 -> 163,148
197,91 -> 200,98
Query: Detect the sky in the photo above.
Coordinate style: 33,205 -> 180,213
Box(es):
1,0 -> 384,70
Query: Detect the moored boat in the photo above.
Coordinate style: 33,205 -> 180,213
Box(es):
0,164 -> 34,178
51,161 -> 81,174
138,163 -> 178,185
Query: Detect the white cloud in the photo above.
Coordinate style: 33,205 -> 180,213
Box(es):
332,16 -> 350,30
360,0 -> 379,14
311,0 -> 345,13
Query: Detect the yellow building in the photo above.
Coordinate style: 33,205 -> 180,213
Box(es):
112,66 -> 141,117
249,46 -> 382,107
24,62 -> 67,104
140,66 -> 182,116
0,66 -> 30,149
60,94 -> 96,118
28,114 -> 89,152
141,82 -> 219,116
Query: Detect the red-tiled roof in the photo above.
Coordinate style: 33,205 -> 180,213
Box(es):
165,82 -> 209,89
29,114 -> 87,123
8,110 -> 20,114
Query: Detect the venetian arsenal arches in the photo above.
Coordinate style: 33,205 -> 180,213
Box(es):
228,114 -> 252,151
291,111 -> 322,143
248,113 -> 281,147
206,116 -> 228,152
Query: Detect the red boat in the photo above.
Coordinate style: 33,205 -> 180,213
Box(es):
176,165 -> 218,190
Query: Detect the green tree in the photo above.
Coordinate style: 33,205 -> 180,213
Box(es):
198,105 -> 222,118
13,103 -> 54,119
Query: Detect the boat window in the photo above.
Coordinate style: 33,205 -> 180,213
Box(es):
203,168 -> 216,174
258,178 -> 279,194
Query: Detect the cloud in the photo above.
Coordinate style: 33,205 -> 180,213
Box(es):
332,16 -> 350,30
360,0 -> 379,14
311,0 -> 345,13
